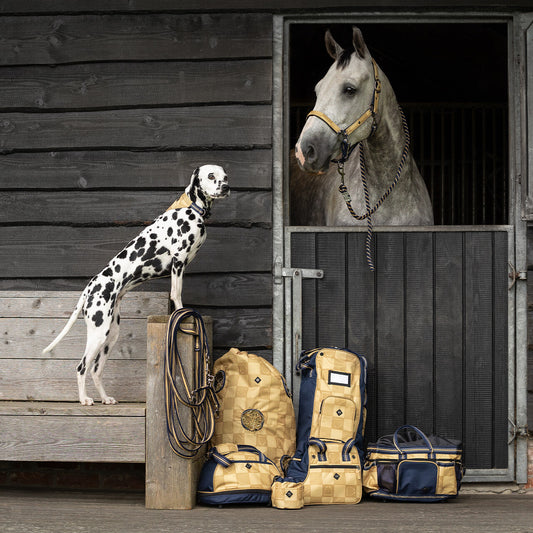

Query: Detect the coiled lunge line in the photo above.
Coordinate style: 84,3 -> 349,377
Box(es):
164,308 -> 219,459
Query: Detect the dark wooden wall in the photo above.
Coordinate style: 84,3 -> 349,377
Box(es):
0,2 -> 531,422
0,10 -> 274,358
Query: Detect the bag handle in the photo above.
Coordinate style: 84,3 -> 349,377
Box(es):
342,438 -> 356,461
309,437 -> 327,461
393,425 -> 434,456
209,444 -> 268,467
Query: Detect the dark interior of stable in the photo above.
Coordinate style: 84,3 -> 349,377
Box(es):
289,22 -> 508,226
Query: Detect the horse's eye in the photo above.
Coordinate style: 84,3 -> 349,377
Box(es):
344,86 -> 357,96
208,173 -> 215,180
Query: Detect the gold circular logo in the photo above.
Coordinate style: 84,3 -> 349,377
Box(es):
241,409 -> 264,432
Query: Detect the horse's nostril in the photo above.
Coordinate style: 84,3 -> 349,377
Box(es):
305,143 -> 317,163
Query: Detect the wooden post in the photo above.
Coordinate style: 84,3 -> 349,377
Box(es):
145,314 -> 213,510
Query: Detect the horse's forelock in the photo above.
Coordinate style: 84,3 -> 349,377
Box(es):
336,48 -> 354,70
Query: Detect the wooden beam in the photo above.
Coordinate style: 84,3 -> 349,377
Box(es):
146,315 -> 213,509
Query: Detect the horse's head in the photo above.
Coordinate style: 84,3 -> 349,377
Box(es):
295,27 -> 379,173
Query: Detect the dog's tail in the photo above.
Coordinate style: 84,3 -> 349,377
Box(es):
42,292 -> 86,354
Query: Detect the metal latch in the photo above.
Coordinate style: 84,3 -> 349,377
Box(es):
273,256 -> 323,284
508,262 -> 527,290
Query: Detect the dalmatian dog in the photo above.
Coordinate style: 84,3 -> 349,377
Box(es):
43,165 -> 230,405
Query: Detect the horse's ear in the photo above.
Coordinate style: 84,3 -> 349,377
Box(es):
352,27 -> 369,59
325,29 -> 342,60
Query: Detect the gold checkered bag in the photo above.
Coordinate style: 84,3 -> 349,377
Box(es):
273,348 -> 367,508
211,348 -> 296,470
197,444 -> 281,506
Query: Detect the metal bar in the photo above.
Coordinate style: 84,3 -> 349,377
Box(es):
285,225 -> 514,233
271,15 -> 285,375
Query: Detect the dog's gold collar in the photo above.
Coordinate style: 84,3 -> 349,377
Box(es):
166,192 -> 209,218
166,192 -> 193,212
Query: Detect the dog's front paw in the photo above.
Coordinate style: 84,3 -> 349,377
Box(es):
102,396 -> 118,405
80,397 -> 94,406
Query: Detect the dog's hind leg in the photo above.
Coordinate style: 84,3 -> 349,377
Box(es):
77,327 -> 108,406
90,311 -> 121,405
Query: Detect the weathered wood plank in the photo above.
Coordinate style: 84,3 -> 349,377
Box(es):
1,308 -> 271,360
0,401 -> 145,417
1,318 -> 149,360
0,150 -> 272,190
0,226 -> 272,276
0,291 -> 168,318
0,413 -> 145,462
0,0 -> 526,13
146,315 -> 211,509
0,60 -> 272,110
0,190 -> 272,226
0,14 -> 272,65
404,232 -> 434,431
0,359 -> 146,402
198,307 -> 272,348
0,105 -> 271,151
0,273 -> 272,306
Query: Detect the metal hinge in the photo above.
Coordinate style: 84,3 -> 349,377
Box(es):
508,420 -> 528,444
273,256 -> 323,284
508,262 -> 527,290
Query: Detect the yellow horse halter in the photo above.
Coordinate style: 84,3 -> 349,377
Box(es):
306,58 -> 382,144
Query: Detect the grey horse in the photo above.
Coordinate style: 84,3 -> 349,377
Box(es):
291,27 -> 433,227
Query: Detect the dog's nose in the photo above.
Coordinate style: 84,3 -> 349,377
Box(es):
221,183 -> 230,194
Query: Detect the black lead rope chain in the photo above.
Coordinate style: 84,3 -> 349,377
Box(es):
164,308 -> 219,459
335,107 -> 411,271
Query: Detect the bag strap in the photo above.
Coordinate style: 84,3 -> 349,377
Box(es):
295,348 -> 319,372
393,425 -> 434,458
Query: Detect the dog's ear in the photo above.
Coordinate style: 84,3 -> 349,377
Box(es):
193,167 -> 200,179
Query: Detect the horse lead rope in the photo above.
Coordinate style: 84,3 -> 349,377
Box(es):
164,308 -> 219,459
336,107 -> 411,271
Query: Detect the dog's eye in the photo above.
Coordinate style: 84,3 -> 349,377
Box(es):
208,173 -> 215,180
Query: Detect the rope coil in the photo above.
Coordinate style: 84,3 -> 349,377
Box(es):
164,308 -> 219,459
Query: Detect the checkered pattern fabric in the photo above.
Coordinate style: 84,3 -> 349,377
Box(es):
304,441 -> 362,505
310,348 -> 365,441
212,348 -> 296,468
271,480 -> 305,509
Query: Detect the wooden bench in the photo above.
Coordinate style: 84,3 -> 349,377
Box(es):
0,291 -> 169,463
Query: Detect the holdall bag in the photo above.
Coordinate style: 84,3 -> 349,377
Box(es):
210,348 -> 296,470
363,425 -> 463,502
274,347 -> 367,507
197,443 -> 281,506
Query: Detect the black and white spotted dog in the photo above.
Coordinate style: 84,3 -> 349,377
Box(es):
43,165 -> 229,405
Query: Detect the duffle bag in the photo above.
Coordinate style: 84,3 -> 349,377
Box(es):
197,443 -> 280,506
363,425 -> 463,502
